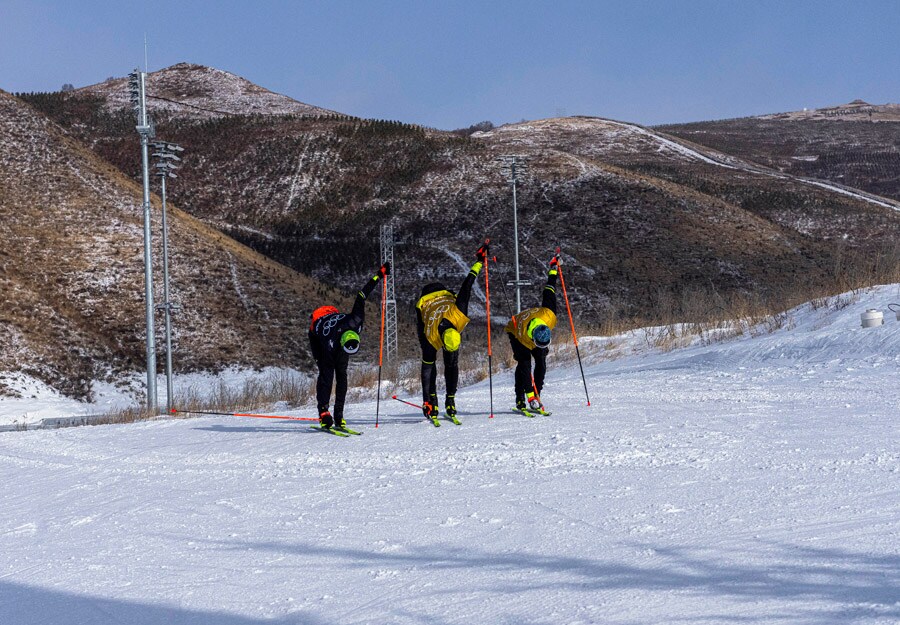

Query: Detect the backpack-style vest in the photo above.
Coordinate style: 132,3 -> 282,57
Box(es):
416,290 -> 470,350
505,307 -> 558,350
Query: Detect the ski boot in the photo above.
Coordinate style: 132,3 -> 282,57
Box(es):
422,401 -> 440,427
334,415 -> 347,430
318,410 -> 334,429
445,395 -> 461,425
527,392 -> 550,416
514,397 -> 534,417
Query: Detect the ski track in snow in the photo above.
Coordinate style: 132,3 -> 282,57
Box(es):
0,286 -> 898,624
611,119 -> 900,212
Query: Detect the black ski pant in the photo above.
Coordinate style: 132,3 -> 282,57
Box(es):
315,356 -> 349,419
419,333 -> 459,405
509,334 -> 548,401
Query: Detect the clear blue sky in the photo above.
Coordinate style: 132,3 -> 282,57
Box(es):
2,0 -> 898,128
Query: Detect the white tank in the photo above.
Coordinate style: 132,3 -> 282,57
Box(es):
861,309 -> 884,328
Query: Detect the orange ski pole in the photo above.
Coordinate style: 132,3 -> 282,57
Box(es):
556,250 -> 591,406
174,409 -> 318,422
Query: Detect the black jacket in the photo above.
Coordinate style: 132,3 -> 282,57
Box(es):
309,275 -> 380,363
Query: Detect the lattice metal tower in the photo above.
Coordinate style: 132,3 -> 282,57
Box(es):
380,224 -> 399,362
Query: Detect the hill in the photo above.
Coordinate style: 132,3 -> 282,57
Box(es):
657,100 -> 900,201
16,69 -> 900,332
76,62 -> 335,119
0,88 -> 347,401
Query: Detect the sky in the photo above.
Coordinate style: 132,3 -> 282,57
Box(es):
1,0 -> 899,129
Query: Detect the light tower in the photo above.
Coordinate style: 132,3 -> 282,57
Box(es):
380,224 -> 398,362
496,155 -> 531,312
151,141 -> 184,414
129,68 -> 158,413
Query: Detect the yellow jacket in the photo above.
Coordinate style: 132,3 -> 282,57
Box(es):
505,307 -> 557,350
416,290 -> 471,350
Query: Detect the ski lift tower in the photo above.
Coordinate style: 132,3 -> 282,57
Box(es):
380,224 -> 399,362
497,155 -> 531,313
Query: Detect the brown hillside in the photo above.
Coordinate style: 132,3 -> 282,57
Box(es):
16,71 -> 900,334
0,89 -> 350,400
658,102 -> 900,201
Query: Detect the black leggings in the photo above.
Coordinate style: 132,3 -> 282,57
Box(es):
316,357 -> 349,418
419,333 -> 459,404
509,334 -> 548,401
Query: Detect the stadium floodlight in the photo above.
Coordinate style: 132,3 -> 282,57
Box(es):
496,155 -> 531,313
129,68 -> 158,413
151,141 -> 184,415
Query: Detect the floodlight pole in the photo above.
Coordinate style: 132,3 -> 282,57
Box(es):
159,173 -> 173,411
498,155 -> 530,313
131,69 -> 157,414
511,159 -> 522,312
152,142 -> 184,415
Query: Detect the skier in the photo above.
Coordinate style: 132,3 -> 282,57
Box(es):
309,262 -> 389,429
415,243 -> 487,424
506,255 -> 558,414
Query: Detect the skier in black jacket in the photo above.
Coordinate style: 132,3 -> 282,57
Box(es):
309,263 -> 389,429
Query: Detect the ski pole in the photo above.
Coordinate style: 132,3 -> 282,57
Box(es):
483,241 -> 494,419
556,249 -> 591,407
391,395 -> 423,410
376,274 -> 387,428
174,409 -> 318,422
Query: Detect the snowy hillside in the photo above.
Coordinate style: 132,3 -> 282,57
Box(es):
1,286 -> 897,624
76,63 -> 335,119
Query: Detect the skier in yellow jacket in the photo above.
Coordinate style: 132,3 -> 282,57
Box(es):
415,244 -> 487,424
506,255 -> 558,414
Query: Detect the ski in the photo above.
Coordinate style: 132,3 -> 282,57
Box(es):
445,412 -> 461,425
334,426 -> 362,436
513,406 -> 552,417
428,415 -> 441,427
311,425 -> 350,437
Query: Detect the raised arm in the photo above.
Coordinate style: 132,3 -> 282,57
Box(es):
455,244 -> 487,315
541,256 -> 559,313
348,263 -> 390,327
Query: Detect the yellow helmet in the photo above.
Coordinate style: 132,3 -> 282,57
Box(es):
442,327 -> 461,352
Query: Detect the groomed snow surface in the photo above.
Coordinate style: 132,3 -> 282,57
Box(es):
1,286 -> 898,624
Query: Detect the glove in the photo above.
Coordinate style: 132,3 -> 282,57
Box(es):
379,262 -> 391,277
550,256 -> 559,268
422,402 -> 433,418
475,244 -> 488,261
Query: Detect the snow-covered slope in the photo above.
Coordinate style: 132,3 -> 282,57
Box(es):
1,286 -> 897,623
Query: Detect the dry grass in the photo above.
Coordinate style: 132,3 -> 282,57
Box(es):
172,370 -> 315,415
